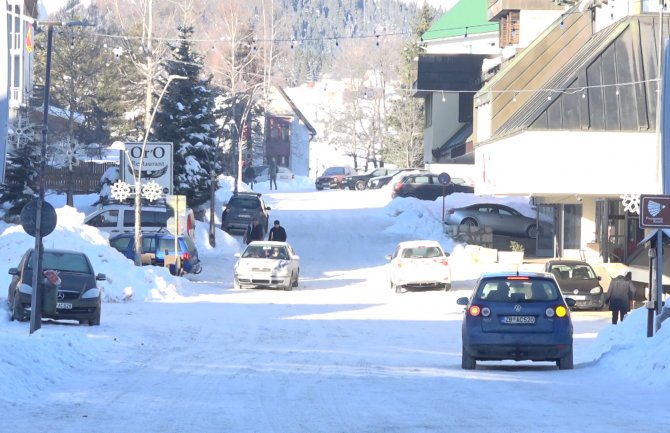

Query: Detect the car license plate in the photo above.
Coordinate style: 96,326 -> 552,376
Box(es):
238,213 -> 251,218
56,302 -> 73,310
501,315 -> 535,324
569,295 -> 586,300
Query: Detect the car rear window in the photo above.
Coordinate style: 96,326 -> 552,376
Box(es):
323,167 -> 344,176
476,277 -> 560,302
228,197 -> 260,210
400,246 -> 444,258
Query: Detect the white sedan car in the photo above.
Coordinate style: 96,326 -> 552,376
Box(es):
234,241 -> 300,291
255,166 -> 295,183
385,240 -> 451,292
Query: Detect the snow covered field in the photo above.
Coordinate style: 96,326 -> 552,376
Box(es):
1,175 -> 669,433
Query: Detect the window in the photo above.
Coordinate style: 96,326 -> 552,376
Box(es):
477,278 -> 560,302
499,11 -> 520,47
91,210 -> 119,227
110,236 -> 131,253
564,204 -> 582,249
425,94 -> 432,128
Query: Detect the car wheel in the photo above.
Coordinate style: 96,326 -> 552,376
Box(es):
89,310 -> 101,326
395,283 -> 402,294
444,283 -> 452,291
526,224 -> 539,239
462,351 -> 476,370
557,348 -> 574,370
11,293 -> 26,322
284,274 -> 293,291
462,218 -> 478,227
355,180 -> 367,191
292,271 -> 299,288
315,186 -> 323,191
233,279 -> 241,290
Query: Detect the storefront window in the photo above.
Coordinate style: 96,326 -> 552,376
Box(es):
564,204 -> 582,250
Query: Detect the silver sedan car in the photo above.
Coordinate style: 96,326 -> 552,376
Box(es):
444,203 -> 540,239
233,241 -> 300,291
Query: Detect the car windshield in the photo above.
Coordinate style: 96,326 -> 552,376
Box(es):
400,246 -> 443,258
242,245 -> 288,259
476,277 -> 560,302
323,167 -> 344,176
550,264 -> 597,280
28,251 -> 92,273
228,197 -> 260,210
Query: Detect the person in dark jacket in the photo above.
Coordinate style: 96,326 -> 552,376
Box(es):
605,270 -> 636,324
244,162 -> 255,190
269,158 -> 278,190
268,220 -> 287,242
244,218 -> 264,244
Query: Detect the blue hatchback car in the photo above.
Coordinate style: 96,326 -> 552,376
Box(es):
456,272 -> 575,370
109,232 -> 202,275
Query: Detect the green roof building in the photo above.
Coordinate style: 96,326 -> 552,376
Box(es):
422,0 -> 498,42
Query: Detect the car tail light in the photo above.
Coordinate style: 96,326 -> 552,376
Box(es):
468,305 -> 481,316
182,252 -> 190,261
480,307 -> 491,317
396,261 -> 404,268
433,258 -> 449,266
393,182 -> 403,191
507,276 -> 529,280
554,305 -> 568,318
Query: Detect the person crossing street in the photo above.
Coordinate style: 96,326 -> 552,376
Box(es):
268,220 -> 287,242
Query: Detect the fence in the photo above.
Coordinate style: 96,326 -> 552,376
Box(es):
42,162 -> 117,194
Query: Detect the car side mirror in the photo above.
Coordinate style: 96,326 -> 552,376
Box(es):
565,297 -> 576,308
8,267 -> 19,276
456,297 -> 469,305
96,273 -> 107,281
234,253 -> 241,258
384,254 -> 392,260
293,255 -> 300,260
597,275 -> 602,281
266,206 -> 272,210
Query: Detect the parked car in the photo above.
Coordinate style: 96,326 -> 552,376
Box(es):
544,259 -> 605,310
391,172 -> 474,200
315,166 -> 356,190
456,271 -> 576,370
368,168 -> 424,189
255,166 -> 295,183
444,203 -> 541,239
7,249 -> 106,326
344,167 -> 399,190
385,240 -> 451,292
233,241 -> 300,291
84,203 -> 174,236
221,192 -> 271,235
109,231 -> 202,275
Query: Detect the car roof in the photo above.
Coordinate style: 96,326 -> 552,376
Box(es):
479,271 -> 555,279
397,240 -> 442,248
233,191 -> 262,198
546,259 -> 593,266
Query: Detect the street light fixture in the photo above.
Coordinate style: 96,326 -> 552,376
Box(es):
110,75 -> 187,266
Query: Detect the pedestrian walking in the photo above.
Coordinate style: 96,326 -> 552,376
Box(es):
244,162 -> 255,190
268,220 -> 287,242
244,218 -> 264,244
606,270 -> 636,324
269,158 -> 278,190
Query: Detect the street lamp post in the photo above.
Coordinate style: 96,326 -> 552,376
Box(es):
110,75 -> 187,266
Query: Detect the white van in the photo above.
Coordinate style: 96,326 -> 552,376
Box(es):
84,203 -> 195,237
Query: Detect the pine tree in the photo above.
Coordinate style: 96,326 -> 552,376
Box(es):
152,25 -> 222,208
0,137 -> 40,218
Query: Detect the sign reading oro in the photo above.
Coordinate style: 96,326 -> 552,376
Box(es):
119,142 -> 173,195
640,195 -> 670,228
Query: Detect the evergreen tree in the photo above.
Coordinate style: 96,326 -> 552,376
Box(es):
152,25 -> 222,208
0,136 -> 40,218
383,4 -> 434,167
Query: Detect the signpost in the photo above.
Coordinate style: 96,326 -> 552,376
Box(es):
438,172 -> 451,225
639,195 -> 670,336
118,142 -> 174,196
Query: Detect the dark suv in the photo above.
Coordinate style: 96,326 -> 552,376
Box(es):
315,166 -> 356,190
109,232 -> 202,275
221,192 -> 271,235
344,167 -> 400,191
392,172 -> 474,200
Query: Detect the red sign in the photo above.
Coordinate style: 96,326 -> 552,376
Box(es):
640,195 -> 670,228
25,24 -> 33,53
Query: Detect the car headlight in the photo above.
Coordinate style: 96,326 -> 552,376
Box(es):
18,283 -> 33,295
82,288 -> 101,299
590,286 -> 603,295
272,260 -> 291,276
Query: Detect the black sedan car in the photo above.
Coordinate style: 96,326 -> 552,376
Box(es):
344,167 -> 400,190
392,172 -> 474,200
7,249 -> 106,326
457,272 -> 575,370
544,260 -> 605,310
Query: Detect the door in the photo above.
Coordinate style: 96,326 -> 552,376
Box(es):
536,204 -> 556,257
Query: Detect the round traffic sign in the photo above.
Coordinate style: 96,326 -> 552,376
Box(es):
438,172 -> 451,186
20,200 -> 58,237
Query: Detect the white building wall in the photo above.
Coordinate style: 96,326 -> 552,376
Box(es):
475,130 -> 661,196
518,10 -> 565,47
475,101 -> 492,142
425,32 -> 500,55
289,119 -> 310,177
